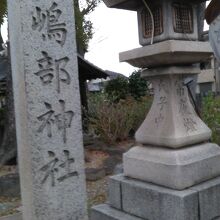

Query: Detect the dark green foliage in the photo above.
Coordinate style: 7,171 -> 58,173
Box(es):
74,0 -> 101,53
105,77 -> 129,102
0,0 -> 7,26
202,93 -> 220,145
105,71 -> 150,103
0,107 -> 5,127
129,71 -> 149,100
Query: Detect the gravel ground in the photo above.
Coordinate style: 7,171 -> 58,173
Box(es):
0,140 -> 133,217
87,176 -> 109,209
0,177 -> 109,217
0,197 -> 21,217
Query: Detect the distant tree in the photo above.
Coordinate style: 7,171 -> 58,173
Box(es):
129,71 -> 149,100
0,0 -> 7,26
105,77 -> 129,103
74,0 -> 101,55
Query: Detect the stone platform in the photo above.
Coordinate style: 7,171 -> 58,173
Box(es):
91,204 -> 142,220
90,174 -> 220,220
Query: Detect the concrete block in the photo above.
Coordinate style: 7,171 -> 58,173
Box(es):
90,204 -> 143,220
124,144 -> 220,190
118,176 -> 198,220
108,175 -> 122,210
102,175 -> 220,220
192,177 -> 220,220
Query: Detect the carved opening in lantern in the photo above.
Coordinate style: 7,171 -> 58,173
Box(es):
172,3 -> 193,34
141,6 -> 163,39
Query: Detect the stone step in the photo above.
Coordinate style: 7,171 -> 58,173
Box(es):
107,174 -> 220,220
90,204 -> 143,220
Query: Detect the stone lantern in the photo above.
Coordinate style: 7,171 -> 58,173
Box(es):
91,1 -> 220,220
138,0 -> 200,45
104,0 -> 206,45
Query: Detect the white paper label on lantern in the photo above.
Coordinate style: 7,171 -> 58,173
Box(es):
209,15 -> 220,62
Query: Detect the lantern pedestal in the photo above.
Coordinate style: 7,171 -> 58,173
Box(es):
135,69 -> 211,148
91,175 -> 220,220
123,143 -> 220,190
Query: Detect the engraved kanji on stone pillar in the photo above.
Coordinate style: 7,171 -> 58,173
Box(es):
32,2 -> 67,46
8,0 -> 88,219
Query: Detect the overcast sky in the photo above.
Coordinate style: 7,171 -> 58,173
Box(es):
1,2 -> 210,77
85,2 -> 140,76
85,2 -> 210,76
1,2 -> 140,76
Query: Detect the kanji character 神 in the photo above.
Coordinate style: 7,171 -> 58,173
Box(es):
37,100 -> 74,143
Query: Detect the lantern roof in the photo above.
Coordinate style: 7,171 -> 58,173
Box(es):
103,0 -> 207,11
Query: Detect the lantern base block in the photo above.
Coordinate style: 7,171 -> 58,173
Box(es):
91,174 -> 220,220
123,144 -> 220,190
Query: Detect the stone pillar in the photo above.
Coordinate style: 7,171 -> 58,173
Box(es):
8,0 -> 88,220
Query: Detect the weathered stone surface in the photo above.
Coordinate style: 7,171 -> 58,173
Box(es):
90,204 -> 143,220
135,74 -> 211,148
108,175 -> 122,210
191,176 -> 220,220
8,0 -> 87,220
95,175 -> 220,220
108,175 -> 198,220
119,40 -> 212,68
124,144 -> 220,190
141,66 -> 200,77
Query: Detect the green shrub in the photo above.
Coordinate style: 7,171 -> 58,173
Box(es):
85,93 -> 152,144
104,72 -> 150,103
128,71 -> 149,100
105,77 -> 129,103
202,93 -> 220,145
